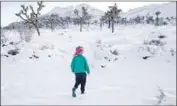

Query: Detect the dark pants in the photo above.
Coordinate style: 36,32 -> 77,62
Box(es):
73,73 -> 87,93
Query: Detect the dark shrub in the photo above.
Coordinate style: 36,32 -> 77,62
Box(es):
158,35 -> 166,39
9,42 -> 14,45
101,65 -> 106,68
110,50 -> 119,55
149,40 -> 165,46
8,49 -> 19,55
142,56 -> 151,60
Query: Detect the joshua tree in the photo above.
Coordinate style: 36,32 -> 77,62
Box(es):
100,16 -> 105,30
15,1 -> 45,36
104,11 -> 111,29
74,7 -> 90,32
155,11 -> 161,26
47,14 -> 60,31
108,3 -> 122,33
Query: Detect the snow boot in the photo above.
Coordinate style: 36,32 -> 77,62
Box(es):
81,90 -> 85,94
81,92 -> 85,94
72,88 -> 76,97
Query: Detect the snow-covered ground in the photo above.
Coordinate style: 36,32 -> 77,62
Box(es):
1,24 -> 176,105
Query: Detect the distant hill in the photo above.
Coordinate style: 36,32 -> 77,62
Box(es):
45,3 -> 104,21
120,2 -> 176,19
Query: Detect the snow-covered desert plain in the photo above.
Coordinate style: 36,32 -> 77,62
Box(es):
1,2 -> 176,105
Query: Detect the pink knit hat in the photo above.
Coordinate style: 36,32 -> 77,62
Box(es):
73,46 -> 83,56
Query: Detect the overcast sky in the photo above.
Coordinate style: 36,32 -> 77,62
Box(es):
1,2 -> 167,27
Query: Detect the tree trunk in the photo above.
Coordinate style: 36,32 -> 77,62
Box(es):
111,18 -> 114,33
100,21 -> 102,30
51,22 -> 54,32
67,22 -> 69,28
156,15 -> 159,26
33,23 -> 40,36
80,18 -> 82,32
108,19 -> 111,29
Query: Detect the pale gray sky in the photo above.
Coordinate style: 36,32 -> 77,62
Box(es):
1,2 -> 167,27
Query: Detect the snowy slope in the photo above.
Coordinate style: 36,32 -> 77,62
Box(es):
121,2 -> 176,19
46,2 -> 176,20
46,3 -> 104,20
1,24 -> 176,105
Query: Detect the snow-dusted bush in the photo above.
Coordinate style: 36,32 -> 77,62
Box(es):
95,39 -> 104,51
156,85 -> 166,105
141,37 -> 166,55
144,39 -> 166,46
110,49 -> 119,56
1,29 -> 8,44
146,46 -> 156,54
17,24 -> 35,42
29,54 -> 39,59
139,45 -> 164,55
96,39 -> 102,47
149,40 -> 166,46
39,43 -> 54,50
170,49 -> 175,56
143,40 -> 149,45
40,45 -> 52,50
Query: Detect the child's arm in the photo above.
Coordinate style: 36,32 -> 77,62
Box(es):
71,57 -> 75,73
84,58 -> 90,74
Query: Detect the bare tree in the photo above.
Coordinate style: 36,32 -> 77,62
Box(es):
104,11 -> 111,29
16,23 -> 34,42
47,14 -> 60,31
65,16 -> 71,27
109,3 -> 122,33
85,15 -> 92,27
74,7 -> 89,32
155,11 -> 161,26
135,16 -> 141,24
146,16 -> 154,24
15,1 -> 45,36
73,17 -> 80,26
100,16 -> 104,30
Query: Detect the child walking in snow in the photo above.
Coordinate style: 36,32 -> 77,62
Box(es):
71,46 -> 90,97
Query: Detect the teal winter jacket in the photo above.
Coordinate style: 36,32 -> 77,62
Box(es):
71,54 -> 90,74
